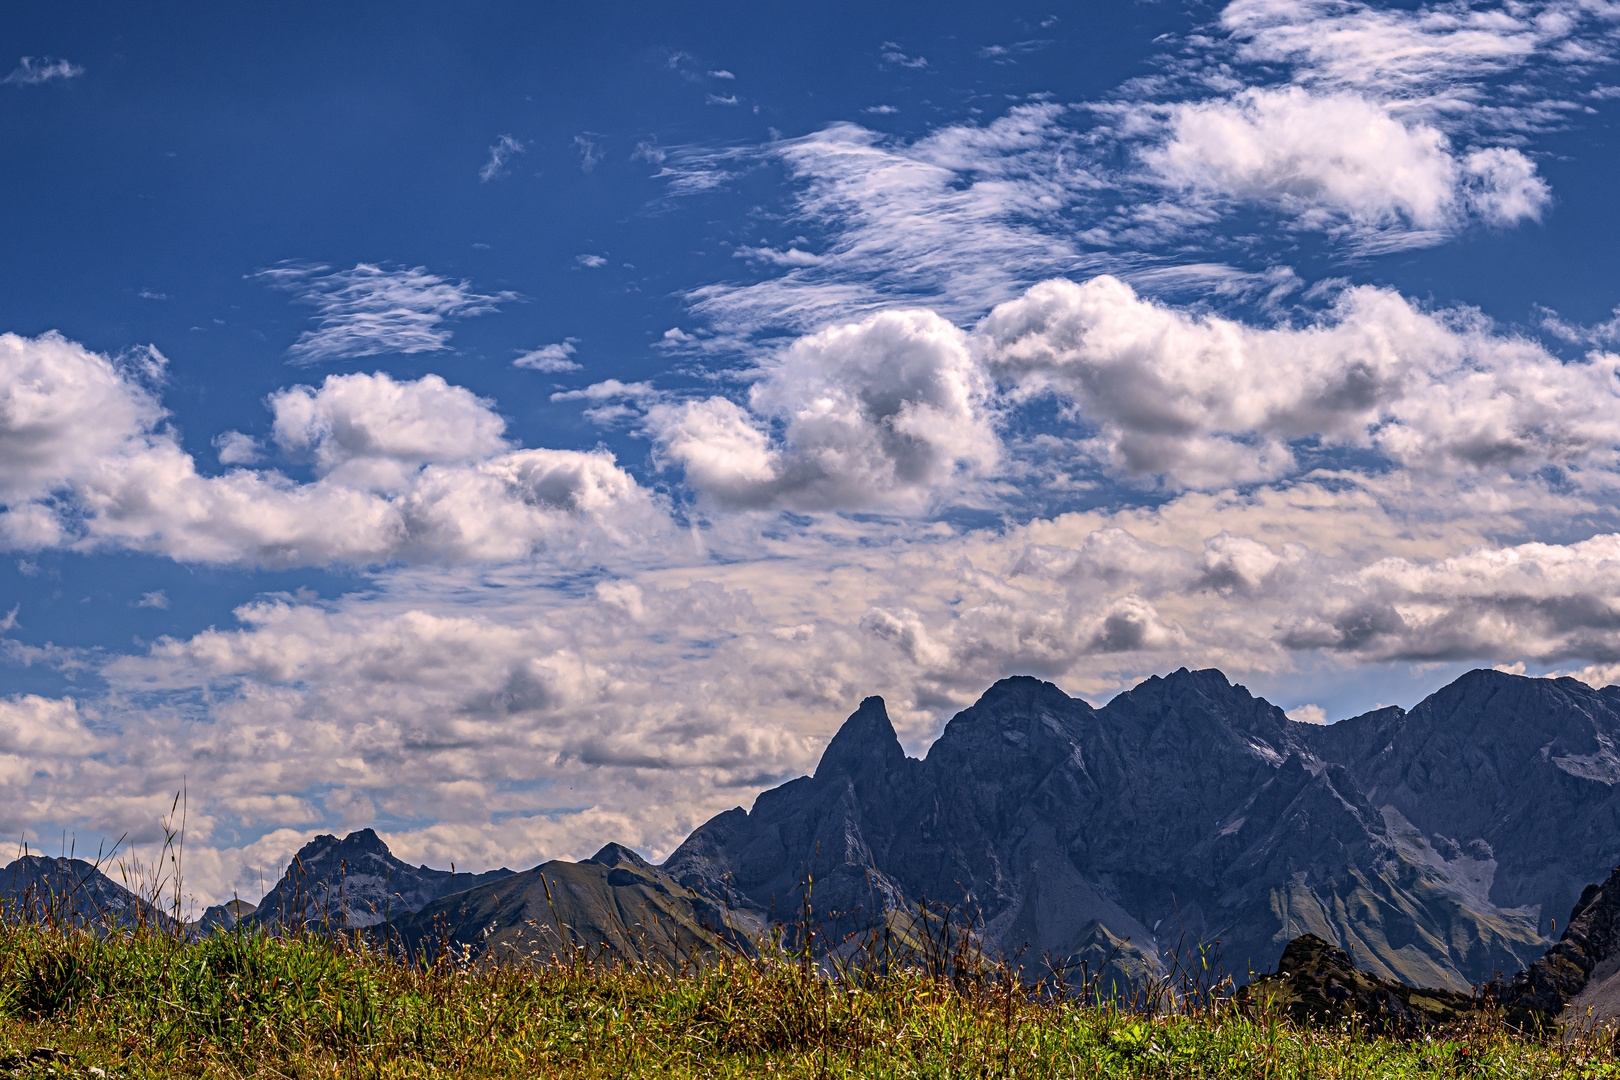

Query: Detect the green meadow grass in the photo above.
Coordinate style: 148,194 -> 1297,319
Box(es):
0,921 -> 1617,1079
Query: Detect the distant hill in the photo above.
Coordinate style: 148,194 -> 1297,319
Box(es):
247,829 -> 515,929
192,898 -> 256,935
379,842 -> 753,968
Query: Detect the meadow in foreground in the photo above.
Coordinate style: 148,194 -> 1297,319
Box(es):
0,918 -> 1618,1080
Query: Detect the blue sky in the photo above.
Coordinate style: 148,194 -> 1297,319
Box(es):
6,0 -> 1620,903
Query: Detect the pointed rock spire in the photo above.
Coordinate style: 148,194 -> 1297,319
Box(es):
814,695 -> 907,784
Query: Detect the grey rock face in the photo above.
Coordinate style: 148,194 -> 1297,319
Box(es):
666,667 -> 1620,990
249,828 -> 515,929
1491,862 -> 1620,1028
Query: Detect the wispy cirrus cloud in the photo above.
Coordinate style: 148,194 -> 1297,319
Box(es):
2,57 -> 82,86
649,0 -> 1606,336
479,134 -> 526,181
574,134 -> 601,173
879,43 -> 928,69
254,262 -> 515,365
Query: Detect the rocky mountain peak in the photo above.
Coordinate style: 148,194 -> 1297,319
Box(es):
589,842 -> 651,869
933,675 -> 1086,748
813,695 -> 907,783
1118,666 -> 1272,718
295,827 -> 390,862
250,828 -> 514,929
971,674 -> 1074,710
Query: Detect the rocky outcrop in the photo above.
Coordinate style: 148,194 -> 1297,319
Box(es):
1491,863 -> 1620,1030
663,668 -> 1620,990
248,829 -> 514,929
1238,934 -> 1480,1035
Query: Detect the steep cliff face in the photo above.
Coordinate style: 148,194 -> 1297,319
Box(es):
665,668 -> 1610,989
1493,862 -> 1620,1030
248,828 -> 515,929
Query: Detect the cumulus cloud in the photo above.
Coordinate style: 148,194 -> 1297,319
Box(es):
255,263 -> 514,365
514,341 -> 581,372
269,372 -> 511,490
979,275 -> 1620,488
650,308 -> 1001,510
213,431 -> 262,465
0,331 -> 167,506
1137,87 -> 1547,241
0,333 -> 667,567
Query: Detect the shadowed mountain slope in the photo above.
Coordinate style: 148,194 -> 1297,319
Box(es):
664,668 -> 1619,990
381,842 -> 752,968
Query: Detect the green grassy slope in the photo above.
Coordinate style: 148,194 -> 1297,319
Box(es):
1,920 -> 1618,1079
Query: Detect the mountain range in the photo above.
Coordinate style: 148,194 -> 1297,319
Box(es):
661,667 -> 1617,990
244,827 -> 515,929
23,666 -> 1620,1004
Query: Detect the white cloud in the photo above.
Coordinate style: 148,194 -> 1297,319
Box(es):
137,590 -> 169,610
2,57 -> 82,86
880,43 -> 929,69
1220,0 -> 1592,108
708,69 -> 735,79
269,372 -> 510,491
574,135 -> 600,173
0,331 -> 166,507
1541,303 -> 1620,346
255,263 -> 513,365
479,134 -> 526,182
706,94 -> 740,106
650,307 -> 1001,510
979,275 -> 1620,489
1136,86 -> 1548,241
1286,703 -> 1328,724
0,334 -> 668,568
514,341 -> 582,372
575,254 -> 608,268
685,106 -> 1099,336
213,431 -> 261,465
0,695 -> 102,756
